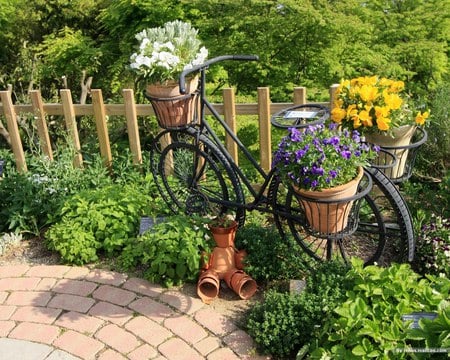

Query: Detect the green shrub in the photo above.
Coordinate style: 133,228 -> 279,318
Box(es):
234,224 -> 313,283
310,259 -> 450,359
0,149 -> 111,235
118,215 -> 213,287
246,261 -> 349,358
46,183 -> 152,265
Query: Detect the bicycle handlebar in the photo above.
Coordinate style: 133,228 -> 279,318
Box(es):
179,54 -> 259,94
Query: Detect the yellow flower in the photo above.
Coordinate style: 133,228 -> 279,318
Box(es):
331,107 -> 346,123
377,117 -> 391,131
359,85 -> 379,103
359,109 -> 372,127
415,111 -> 429,125
383,92 -> 403,110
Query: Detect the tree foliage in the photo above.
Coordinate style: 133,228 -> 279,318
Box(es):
0,0 -> 448,101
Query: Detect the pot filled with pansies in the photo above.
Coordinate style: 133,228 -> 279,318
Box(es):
130,20 -> 208,128
331,76 -> 429,179
273,123 -> 378,234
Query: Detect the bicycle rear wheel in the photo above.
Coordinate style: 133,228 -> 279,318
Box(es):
269,166 -> 414,265
269,172 -> 386,265
150,130 -> 246,225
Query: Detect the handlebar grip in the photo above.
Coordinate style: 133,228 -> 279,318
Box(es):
179,54 -> 259,94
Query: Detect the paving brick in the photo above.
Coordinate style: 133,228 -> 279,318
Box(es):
122,277 -> 164,298
53,279 -> 98,296
55,311 -> 104,335
6,290 -> 52,306
223,329 -> 260,359
164,315 -> 208,344
0,277 -> 41,291
92,284 -> 136,306
0,320 -> 16,336
125,316 -> 172,346
9,321 -> 60,344
128,297 -> 175,324
193,336 -> 221,356
194,308 -> 237,336
0,265 -> 30,278
48,293 -> 95,313
97,348 -> 127,360
96,323 -> 141,353
35,278 -> 57,291
11,305 -> 62,324
128,344 -> 158,360
25,265 -> 71,278
0,291 -> 7,303
159,338 -> 204,360
207,347 -> 241,360
89,301 -> 133,325
160,290 -> 205,315
63,266 -> 90,279
85,269 -> 127,286
53,329 -> 104,359
0,305 -> 16,320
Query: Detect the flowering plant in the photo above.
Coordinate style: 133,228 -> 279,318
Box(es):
331,76 -> 429,134
273,123 -> 378,191
130,20 -> 208,84
414,216 -> 450,278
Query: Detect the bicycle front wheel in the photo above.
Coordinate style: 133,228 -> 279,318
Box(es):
150,132 -> 246,224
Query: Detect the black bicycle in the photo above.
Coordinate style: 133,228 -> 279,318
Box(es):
146,55 -> 415,265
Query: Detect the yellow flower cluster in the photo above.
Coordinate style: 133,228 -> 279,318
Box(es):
331,76 -> 429,133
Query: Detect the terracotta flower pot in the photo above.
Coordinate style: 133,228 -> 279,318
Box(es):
209,220 -> 238,248
209,247 -> 235,279
197,269 -> 220,304
366,125 -> 416,179
295,166 -> 364,234
224,269 -> 257,300
234,249 -> 247,270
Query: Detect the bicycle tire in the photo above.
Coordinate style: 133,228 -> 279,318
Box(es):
268,174 -> 386,265
365,166 -> 415,262
150,131 -> 246,225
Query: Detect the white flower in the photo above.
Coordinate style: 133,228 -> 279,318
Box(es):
130,20 -> 207,83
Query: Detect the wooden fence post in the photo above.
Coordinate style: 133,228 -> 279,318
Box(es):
29,90 -> 53,160
0,91 -> 27,172
91,89 -> 112,171
257,87 -> 271,173
293,87 -> 307,105
223,88 -> 238,165
329,84 -> 339,109
60,89 -> 83,168
122,89 -> 142,165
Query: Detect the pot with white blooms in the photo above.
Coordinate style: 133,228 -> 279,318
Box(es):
130,20 -> 208,129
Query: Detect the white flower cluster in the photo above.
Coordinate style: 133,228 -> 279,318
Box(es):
130,20 -> 208,84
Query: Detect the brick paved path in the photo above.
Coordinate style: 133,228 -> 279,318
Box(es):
0,265 -> 269,359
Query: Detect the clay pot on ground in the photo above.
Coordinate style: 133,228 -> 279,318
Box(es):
209,246 -> 235,279
234,249 -> 247,270
224,269 -> 257,300
197,269 -> 220,304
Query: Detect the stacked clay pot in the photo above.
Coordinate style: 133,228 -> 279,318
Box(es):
197,220 -> 257,304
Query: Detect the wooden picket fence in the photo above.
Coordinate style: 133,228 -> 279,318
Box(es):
0,85 -> 339,173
